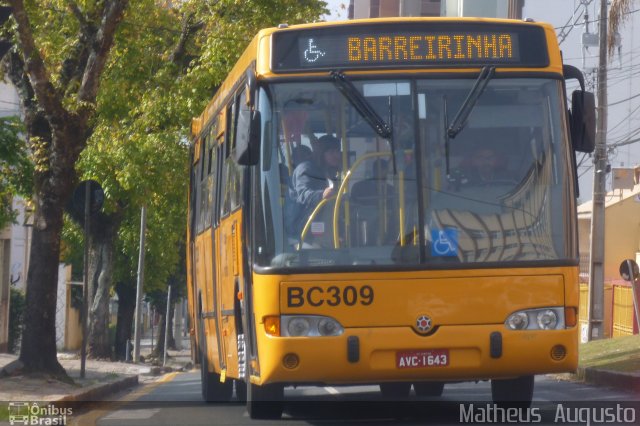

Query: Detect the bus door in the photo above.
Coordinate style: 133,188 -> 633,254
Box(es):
215,98 -> 245,379
200,132 -> 222,371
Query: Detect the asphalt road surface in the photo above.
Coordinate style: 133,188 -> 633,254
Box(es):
83,372 -> 640,426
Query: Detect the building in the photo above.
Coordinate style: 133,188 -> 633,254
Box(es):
577,166 -> 640,337
348,0 -> 524,19
578,167 -> 640,283
0,80 -> 23,352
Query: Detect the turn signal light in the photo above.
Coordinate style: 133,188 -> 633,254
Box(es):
564,307 -> 577,327
264,316 -> 280,336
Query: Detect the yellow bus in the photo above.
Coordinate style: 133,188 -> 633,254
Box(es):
186,17 -> 595,419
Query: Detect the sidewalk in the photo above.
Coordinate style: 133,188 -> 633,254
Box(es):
0,336 -> 194,403
574,366 -> 640,394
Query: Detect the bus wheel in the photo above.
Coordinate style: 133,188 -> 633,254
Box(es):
413,382 -> 445,397
200,330 -> 233,402
379,382 -> 411,399
246,382 -> 284,419
491,375 -> 534,407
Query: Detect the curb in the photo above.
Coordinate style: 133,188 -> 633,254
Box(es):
55,375 -> 139,402
577,367 -> 640,393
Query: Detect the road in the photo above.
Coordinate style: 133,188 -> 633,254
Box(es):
76,372 -> 639,425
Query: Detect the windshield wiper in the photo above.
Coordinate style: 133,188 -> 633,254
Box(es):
330,70 -> 397,173
447,65 -> 495,138
330,71 -> 391,138
444,66 -> 495,179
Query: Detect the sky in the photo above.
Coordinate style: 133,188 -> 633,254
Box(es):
323,0 -> 640,201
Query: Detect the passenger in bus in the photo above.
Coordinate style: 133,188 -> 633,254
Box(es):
285,135 -> 342,240
292,144 -> 313,167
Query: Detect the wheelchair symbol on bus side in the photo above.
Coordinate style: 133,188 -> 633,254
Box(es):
431,228 -> 458,257
304,38 -> 326,63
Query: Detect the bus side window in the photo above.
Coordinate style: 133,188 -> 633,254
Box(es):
189,149 -> 197,239
221,91 -> 246,217
221,102 -> 235,217
196,137 -> 208,234
206,130 -> 218,229
230,91 -> 246,210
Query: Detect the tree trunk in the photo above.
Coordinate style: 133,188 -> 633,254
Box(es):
152,313 -> 165,359
87,212 -> 122,359
19,164 -> 74,381
114,281 -> 136,361
87,238 -> 114,359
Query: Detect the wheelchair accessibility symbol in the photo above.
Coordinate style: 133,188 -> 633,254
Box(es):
431,228 -> 458,257
303,38 -> 326,63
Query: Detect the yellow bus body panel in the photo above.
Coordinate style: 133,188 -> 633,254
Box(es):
251,266 -> 578,385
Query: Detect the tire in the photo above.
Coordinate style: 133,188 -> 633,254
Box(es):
246,382 -> 284,419
379,382 -> 412,399
413,382 -> 445,397
491,375 -> 534,407
199,322 -> 233,402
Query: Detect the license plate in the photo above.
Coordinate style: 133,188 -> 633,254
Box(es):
396,349 -> 449,368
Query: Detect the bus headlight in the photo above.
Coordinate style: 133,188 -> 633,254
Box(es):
317,318 -> 342,336
536,309 -> 558,330
505,307 -> 564,330
505,312 -> 529,330
281,315 -> 344,337
288,318 -> 311,336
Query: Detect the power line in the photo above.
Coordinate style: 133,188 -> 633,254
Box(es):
608,91 -> 640,107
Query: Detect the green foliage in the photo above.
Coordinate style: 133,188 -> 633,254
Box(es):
0,116 -> 32,229
61,0 -> 328,302
8,288 -> 26,354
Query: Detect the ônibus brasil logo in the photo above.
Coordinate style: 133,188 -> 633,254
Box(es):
8,402 -> 72,425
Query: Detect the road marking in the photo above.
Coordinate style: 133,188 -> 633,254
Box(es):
324,386 -> 340,395
101,408 -> 161,420
69,371 -> 180,426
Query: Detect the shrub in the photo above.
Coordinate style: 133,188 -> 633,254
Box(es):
8,288 -> 25,354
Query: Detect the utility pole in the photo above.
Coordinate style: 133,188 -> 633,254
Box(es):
133,206 -> 147,362
80,182 -> 90,377
588,0 -> 608,341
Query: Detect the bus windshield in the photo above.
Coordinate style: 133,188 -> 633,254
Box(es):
254,76 -> 575,269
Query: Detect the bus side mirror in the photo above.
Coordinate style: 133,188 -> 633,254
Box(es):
236,110 -> 261,166
570,90 -> 595,153
619,259 -> 639,282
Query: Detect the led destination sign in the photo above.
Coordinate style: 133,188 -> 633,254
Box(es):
346,33 -> 515,62
272,23 -> 549,71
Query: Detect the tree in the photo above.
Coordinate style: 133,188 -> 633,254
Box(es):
609,0 -> 633,55
68,0 -> 328,361
2,0 -> 129,379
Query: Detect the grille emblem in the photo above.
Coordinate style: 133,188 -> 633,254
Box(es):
416,315 -> 433,333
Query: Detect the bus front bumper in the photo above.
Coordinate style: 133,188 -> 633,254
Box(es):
253,325 -> 577,386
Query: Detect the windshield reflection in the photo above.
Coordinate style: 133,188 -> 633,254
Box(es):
253,77 -> 573,270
